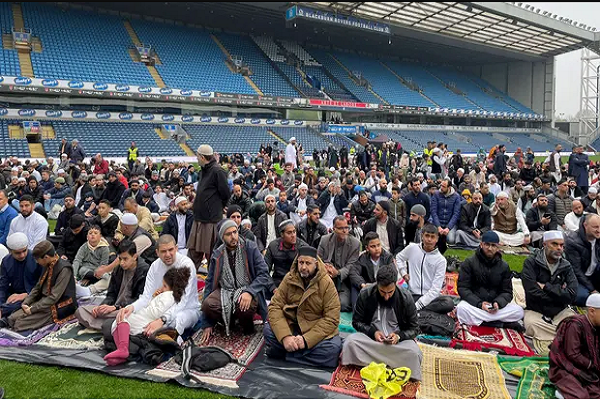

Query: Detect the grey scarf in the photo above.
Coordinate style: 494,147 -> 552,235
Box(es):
219,243 -> 250,336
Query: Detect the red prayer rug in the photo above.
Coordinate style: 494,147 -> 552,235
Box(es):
450,325 -> 534,356
320,364 -> 420,399
147,323 -> 264,388
441,272 -> 459,297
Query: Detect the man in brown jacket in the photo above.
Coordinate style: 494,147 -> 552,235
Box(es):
264,246 -> 342,367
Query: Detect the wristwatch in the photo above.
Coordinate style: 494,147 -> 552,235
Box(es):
160,315 -> 167,324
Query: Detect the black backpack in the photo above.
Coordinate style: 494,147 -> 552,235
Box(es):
417,310 -> 455,337
175,344 -> 240,379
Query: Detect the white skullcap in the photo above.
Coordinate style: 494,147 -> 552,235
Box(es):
586,293 -> 600,308
197,144 -> 213,156
17,177 -> 26,183
590,187 -> 598,195
488,174 -> 496,180
496,191 -> 509,199
61,153 -> 68,158
543,230 -> 564,242
11,167 -> 18,172
290,137 -> 296,142
329,167 -> 335,172
174,196 -> 187,206
523,185 -> 533,191
6,233 -> 28,250
264,194 -> 276,202
298,183 -> 308,190
241,219 -> 252,228
57,169 -> 65,174
457,168 -> 464,174
121,213 -> 138,226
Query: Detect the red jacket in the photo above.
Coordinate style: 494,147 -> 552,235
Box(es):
93,159 -> 109,175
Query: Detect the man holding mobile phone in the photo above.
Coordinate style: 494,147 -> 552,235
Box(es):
456,231 -> 525,330
525,194 -> 558,248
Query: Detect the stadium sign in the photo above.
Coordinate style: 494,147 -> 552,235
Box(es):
162,114 -> 175,121
18,109 -> 35,117
286,5 -> 390,34
327,124 -> 359,135
115,84 -> 130,92
138,87 -> 152,93
96,112 -> 111,119
281,120 -> 290,125
119,112 -> 134,120
0,108 -> 8,116
14,77 -> 32,85
180,89 -> 193,96
160,88 -> 173,95
200,116 -> 212,123
45,110 -> 63,118
68,80 -> 84,89
234,118 -> 245,124
182,115 -> 194,122
93,83 -> 109,91
141,113 -> 155,121
294,120 -> 304,126
266,119 -> 276,125
41,79 -> 59,87
218,117 -> 229,123
251,119 -> 261,124
199,91 -> 212,97
72,111 -> 87,118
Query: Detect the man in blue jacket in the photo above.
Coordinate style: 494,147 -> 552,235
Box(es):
0,191 -> 17,246
0,233 -> 42,319
404,178 -> 430,222
568,145 -> 590,195
430,179 -> 462,254
199,220 -> 272,344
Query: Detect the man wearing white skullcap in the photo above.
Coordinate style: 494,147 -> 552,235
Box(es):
285,136 -> 297,169
548,292 -> 600,398
521,230 -> 577,341
161,196 -> 193,255
490,191 -> 530,247
289,183 -> 313,225
581,186 -> 597,210
0,233 -> 42,319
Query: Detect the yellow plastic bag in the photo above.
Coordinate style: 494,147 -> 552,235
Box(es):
360,362 -> 411,399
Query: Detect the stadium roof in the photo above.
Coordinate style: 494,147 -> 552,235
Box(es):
299,2 -> 598,57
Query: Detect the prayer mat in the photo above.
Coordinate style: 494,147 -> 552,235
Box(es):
532,338 -> 551,356
0,321 -> 65,347
416,335 -> 452,347
450,325 -> 534,356
512,278 -> 526,308
37,321 -> 104,350
499,246 -> 530,255
418,343 -> 511,399
320,364 -> 420,399
339,312 -> 356,334
441,272 -> 459,297
147,323 -> 264,388
497,356 -> 554,399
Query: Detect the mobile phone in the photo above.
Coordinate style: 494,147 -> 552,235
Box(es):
543,213 -> 551,219
486,304 -> 494,310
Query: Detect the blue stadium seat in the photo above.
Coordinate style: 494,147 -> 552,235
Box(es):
0,3 -> 21,76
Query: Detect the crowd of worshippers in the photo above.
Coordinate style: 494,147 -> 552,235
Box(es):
1,139 -> 600,395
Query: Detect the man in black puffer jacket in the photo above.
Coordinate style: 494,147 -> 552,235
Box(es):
456,231 -> 524,329
564,214 -> 600,306
350,191 -> 375,226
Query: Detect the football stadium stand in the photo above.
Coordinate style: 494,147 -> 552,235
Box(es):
0,2 -> 21,76
0,121 -> 31,157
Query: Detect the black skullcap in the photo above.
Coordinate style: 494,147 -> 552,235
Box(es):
227,205 -> 242,218
297,246 -> 318,259
70,214 -> 85,229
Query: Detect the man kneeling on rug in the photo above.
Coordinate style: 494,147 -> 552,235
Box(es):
549,293 -> 600,399
0,233 -> 41,320
1,241 -> 77,331
456,231 -> 524,330
264,246 -> 342,368
75,240 -> 149,330
341,264 -> 422,381
200,220 -> 272,343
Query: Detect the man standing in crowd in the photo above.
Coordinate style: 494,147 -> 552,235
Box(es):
285,137 -> 297,169
547,144 -> 563,184
188,145 -> 230,267
265,246 -> 342,367
127,142 -> 139,172
456,231 -> 524,329
318,215 -> 360,312
569,145 -> 589,195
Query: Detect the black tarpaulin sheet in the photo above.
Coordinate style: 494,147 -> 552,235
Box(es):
0,345 -> 347,399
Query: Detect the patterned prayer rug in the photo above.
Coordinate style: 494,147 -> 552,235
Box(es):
147,323 -> 264,388
419,343 -> 511,399
450,325 -> 534,356
441,272 -> 459,297
497,356 -> 555,399
320,364 -> 420,399
339,312 -> 356,334
37,321 -> 104,350
0,321 -> 65,347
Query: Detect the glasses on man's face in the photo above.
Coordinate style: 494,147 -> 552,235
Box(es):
335,226 -> 350,231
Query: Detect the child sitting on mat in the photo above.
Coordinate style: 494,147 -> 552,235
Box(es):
104,267 -> 190,366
